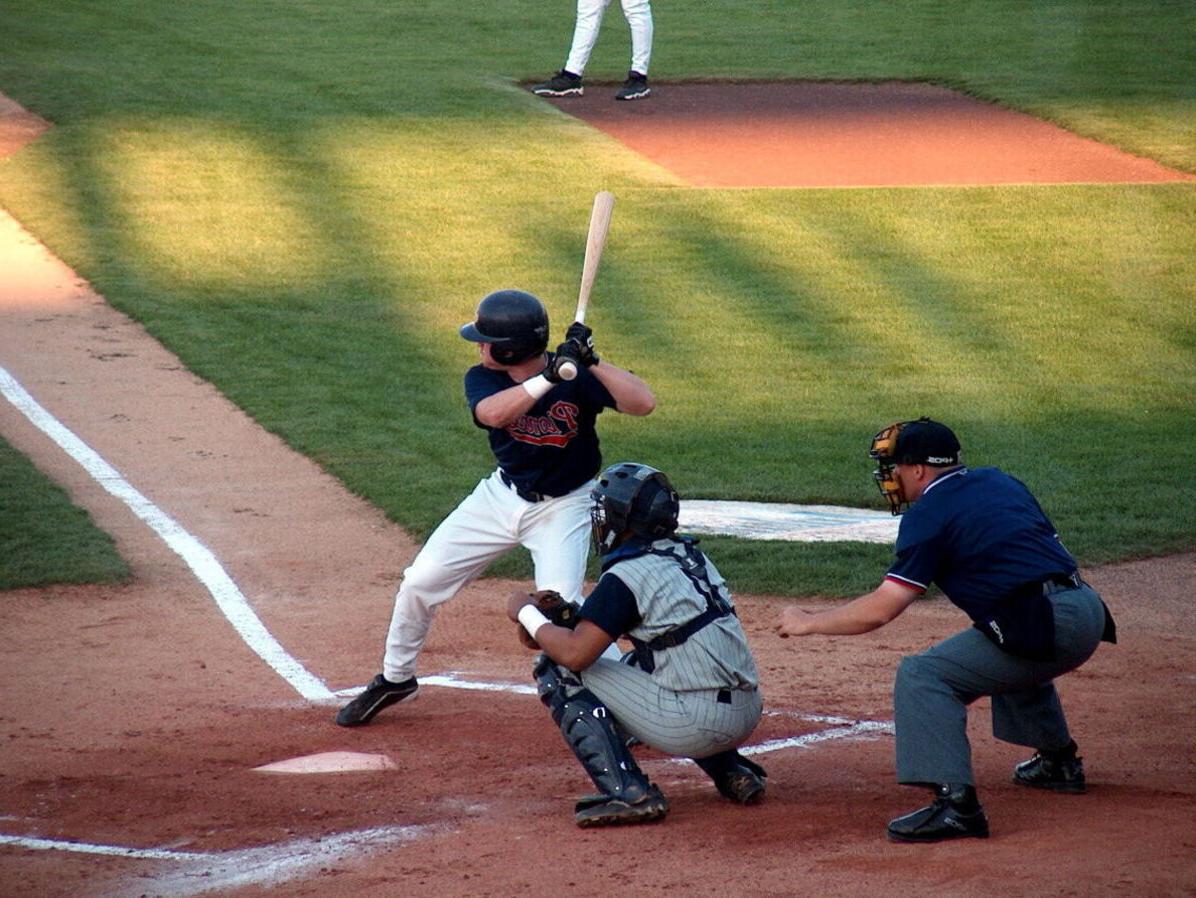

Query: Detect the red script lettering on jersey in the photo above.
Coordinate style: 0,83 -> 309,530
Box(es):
508,401 -> 580,447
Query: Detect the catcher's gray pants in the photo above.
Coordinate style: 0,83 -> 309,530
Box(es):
578,656 -> 762,759
894,584 -> 1107,787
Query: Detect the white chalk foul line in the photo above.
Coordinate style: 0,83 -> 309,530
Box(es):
0,365 -> 332,702
0,832 -> 206,860
0,825 -> 436,895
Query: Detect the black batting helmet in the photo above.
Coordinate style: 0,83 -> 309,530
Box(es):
590,462 -> 681,554
459,289 -> 549,365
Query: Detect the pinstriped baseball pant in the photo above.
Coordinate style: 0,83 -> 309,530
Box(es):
578,656 -> 762,759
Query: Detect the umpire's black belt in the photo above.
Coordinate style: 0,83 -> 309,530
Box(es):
500,470 -> 546,503
1041,571 -> 1083,595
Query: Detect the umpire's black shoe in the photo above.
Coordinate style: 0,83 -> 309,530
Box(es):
335,674 -> 419,727
531,69 -> 583,97
1013,749 -> 1086,793
887,784 -> 990,843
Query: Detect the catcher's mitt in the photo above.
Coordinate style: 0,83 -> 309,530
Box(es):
527,589 -> 580,629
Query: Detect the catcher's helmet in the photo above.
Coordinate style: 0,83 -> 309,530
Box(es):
460,289 -> 549,365
869,417 -> 961,514
590,462 -> 680,554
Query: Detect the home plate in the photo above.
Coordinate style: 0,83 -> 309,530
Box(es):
679,500 -> 899,543
253,751 -> 398,774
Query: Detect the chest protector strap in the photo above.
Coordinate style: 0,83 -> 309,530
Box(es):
626,538 -> 735,673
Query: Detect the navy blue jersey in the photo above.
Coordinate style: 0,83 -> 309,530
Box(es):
885,467 -> 1077,623
464,355 -> 616,497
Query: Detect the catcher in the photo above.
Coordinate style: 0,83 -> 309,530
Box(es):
507,461 -> 766,827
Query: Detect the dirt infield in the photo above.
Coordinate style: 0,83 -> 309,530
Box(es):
2,89 -> 1195,897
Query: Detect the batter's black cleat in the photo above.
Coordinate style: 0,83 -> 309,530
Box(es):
887,784 -> 990,843
335,674 -> 419,727
1013,749 -> 1086,793
615,70 -> 650,101
531,69 -> 584,97
574,785 -> 669,828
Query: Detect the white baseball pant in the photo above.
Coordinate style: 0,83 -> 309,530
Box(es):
565,0 -> 653,77
382,470 -> 593,682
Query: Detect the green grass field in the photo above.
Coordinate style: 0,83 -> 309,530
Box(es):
1,1 -> 1193,594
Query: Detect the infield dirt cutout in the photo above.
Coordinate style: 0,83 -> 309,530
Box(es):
1,88 -> 1194,897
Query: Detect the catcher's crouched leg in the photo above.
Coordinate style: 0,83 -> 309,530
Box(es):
533,655 -> 668,827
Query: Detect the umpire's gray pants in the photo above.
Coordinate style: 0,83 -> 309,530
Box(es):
894,584 -> 1107,787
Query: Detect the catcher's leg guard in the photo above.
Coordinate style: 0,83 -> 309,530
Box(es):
534,655 -> 667,826
695,750 -> 768,805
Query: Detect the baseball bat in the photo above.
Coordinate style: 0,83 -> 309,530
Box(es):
558,190 -> 615,381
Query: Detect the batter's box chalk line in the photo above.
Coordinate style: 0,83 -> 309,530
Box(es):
0,825 -> 442,896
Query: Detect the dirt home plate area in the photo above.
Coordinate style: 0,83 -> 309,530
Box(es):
1,87 -> 1194,897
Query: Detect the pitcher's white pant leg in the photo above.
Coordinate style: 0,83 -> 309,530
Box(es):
621,0 -> 653,75
383,476 -> 519,681
565,0 -> 613,76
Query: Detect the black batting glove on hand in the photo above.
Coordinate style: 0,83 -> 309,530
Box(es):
565,321 -> 598,367
543,354 -> 564,383
550,340 -> 583,380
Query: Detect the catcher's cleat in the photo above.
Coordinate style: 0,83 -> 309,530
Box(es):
719,769 -> 766,805
335,674 -> 419,727
574,785 -> 669,828
696,751 -> 767,804
886,784 -> 989,843
1013,751 -> 1086,793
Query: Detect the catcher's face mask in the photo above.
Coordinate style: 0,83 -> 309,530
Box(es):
869,421 -> 907,515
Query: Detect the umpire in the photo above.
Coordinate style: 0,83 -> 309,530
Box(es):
777,418 -> 1116,843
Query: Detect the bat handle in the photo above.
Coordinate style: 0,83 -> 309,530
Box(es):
557,359 -> 578,381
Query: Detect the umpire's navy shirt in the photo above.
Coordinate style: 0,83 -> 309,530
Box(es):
885,466 -> 1077,622
464,352 -> 616,497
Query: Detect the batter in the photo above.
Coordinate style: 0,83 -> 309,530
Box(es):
336,289 -> 655,727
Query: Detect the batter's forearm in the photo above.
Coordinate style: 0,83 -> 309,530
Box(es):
592,362 -> 655,416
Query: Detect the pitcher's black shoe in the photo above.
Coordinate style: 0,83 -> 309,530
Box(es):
615,70 -> 650,101
335,674 -> 419,727
1013,750 -> 1086,793
887,784 -> 990,843
532,70 -> 583,96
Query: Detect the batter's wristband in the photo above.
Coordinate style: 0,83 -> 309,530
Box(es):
522,374 -> 553,400
517,604 -> 551,638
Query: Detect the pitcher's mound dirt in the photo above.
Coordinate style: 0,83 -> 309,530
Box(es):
539,80 -> 1196,187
